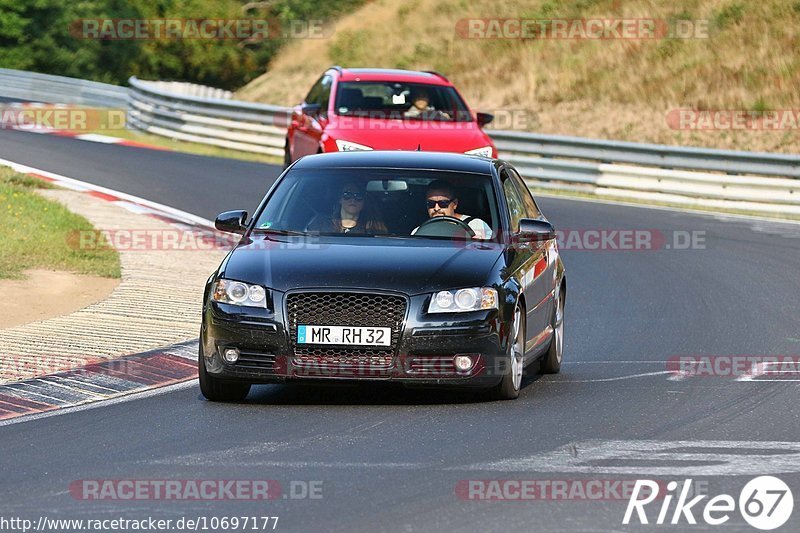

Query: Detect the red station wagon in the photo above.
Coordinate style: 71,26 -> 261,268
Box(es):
284,67 -> 497,165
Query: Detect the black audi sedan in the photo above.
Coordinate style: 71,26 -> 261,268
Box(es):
200,151 -> 565,401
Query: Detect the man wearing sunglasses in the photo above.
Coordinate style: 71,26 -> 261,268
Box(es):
412,180 -> 492,239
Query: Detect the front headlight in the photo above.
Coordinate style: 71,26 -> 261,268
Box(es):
428,287 -> 498,313
335,139 -> 373,152
464,146 -> 494,158
212,279 -> 268,308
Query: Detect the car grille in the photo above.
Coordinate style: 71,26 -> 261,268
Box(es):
293,349 -> 393,367
286,291 -> 407,365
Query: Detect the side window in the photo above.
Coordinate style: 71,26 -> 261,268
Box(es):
509,169 -> 541,219
304,76 -> 325,104
319,75 -> 333,114
502,170 -> 524,232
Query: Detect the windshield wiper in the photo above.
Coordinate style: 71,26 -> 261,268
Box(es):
251,228 -> 309,236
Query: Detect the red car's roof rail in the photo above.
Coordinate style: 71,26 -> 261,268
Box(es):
327,65 -> 343,73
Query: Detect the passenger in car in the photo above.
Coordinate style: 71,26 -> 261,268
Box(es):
307,182 -> 387,234
412,179 -> 492,239
404,88 -> 450,120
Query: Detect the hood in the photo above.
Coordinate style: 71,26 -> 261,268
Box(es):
219,235 -> 504,295
326,116 -> 493,153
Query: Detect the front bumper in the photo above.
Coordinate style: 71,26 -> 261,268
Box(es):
201,293 -> 509,389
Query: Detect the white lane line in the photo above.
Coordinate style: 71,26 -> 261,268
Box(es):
74,133 -> 123,144
564,361 -> 671,364
739,379 -> 800,382
0,157 -> 214,228
734,360 -> 800,381
547,371 -> 673,383
149,458 -> 432,469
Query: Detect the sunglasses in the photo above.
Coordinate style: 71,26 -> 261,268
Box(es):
341,191 -> 364,201
426,199 -> 453,209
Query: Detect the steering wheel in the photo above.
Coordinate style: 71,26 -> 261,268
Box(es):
415,215 -> 475,238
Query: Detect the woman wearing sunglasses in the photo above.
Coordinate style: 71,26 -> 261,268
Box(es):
308,181 -> 387,234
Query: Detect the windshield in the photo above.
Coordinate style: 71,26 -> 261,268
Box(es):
334,82 -> 472,122
253,168 -> 499,241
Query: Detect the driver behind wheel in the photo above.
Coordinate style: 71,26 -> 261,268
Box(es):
411,179 -> 492,239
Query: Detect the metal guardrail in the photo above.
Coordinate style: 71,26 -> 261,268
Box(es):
137,81 -> 233,100
1,69 -> 798,216
520,161 -> 800,215
0,68 -> 128,108
127,76 -> 288,157
492,130 -> 800,178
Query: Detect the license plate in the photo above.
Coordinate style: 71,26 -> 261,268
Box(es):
297,325 -> 391,346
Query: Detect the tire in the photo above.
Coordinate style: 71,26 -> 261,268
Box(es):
198,348 -> 251,402
541,287 -> 565,374
489,303 -> 525,400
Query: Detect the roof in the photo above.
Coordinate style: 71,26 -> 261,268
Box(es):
291,150 -> 495,174
335,68 -> 451,86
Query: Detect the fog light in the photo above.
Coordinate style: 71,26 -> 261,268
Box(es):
222,347 -> 239,364
454,355 -> 473,371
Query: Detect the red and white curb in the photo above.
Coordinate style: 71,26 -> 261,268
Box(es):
0,342 -> 198,424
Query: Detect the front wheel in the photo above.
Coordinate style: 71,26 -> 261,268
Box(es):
489,303 -> 525,400
541,288 -> 564,374
198,349 -> 251,402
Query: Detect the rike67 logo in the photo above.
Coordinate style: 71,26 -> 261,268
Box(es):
624,476 -> 793,530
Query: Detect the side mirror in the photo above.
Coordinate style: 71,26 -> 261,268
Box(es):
476,112 -> 494,127
517,219 -> 555,242
215,210 -> 248,234
301,102 -> 322,116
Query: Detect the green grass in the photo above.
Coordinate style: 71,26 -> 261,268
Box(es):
88,128 -> 282,165
0,168 -> 121,279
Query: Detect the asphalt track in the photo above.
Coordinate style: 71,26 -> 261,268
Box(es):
1,128 -> 800,531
